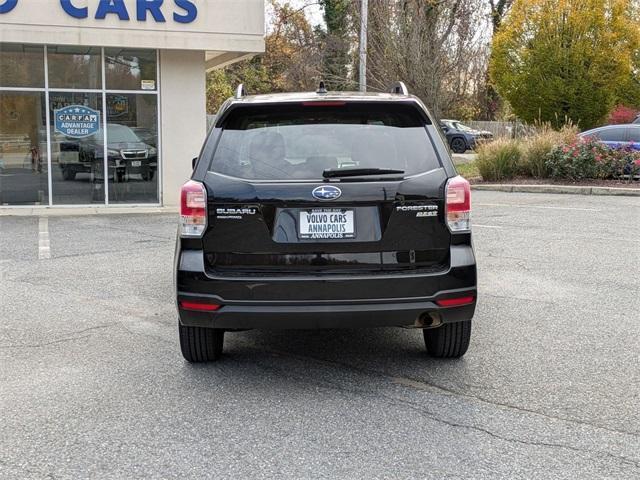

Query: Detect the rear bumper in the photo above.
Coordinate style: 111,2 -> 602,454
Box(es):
178,297 -> 475,329
176,245 -> 476,330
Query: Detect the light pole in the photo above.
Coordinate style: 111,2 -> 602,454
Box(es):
359,0 -> 368,92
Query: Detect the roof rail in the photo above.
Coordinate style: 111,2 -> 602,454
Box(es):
390,81 -> 409,95
235,84 -> 246,99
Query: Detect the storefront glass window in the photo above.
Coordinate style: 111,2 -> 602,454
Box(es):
105,48 -> 157,91
0,43 -> 45,88
48,46 -> 102,90
106,94 -> 159,204
0,43 -> 160,206
49,93 -> 105,205
0,92 -> 49,205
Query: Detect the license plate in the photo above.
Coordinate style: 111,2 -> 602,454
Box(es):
299,209 -> 355,239
131,160 -> 142,167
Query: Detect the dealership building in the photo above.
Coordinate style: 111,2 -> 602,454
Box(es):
0,0 -> 264,208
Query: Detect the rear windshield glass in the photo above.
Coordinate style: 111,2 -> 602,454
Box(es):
209,103 -> 440,180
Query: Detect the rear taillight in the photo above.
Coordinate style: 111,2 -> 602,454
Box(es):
179,301 -> 221,312
436,296 -> 475,307
180,180 -> 207,237
445,175 -> 471,232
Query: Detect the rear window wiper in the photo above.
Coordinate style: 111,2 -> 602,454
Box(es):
322,168 -> 405,179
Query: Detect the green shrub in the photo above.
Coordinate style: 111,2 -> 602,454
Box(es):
521,134 -> 556,178
476,139 -> 523,181
521,125 -> 578,178
474,124 -> 640,181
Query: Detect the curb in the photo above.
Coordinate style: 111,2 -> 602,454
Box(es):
0,206 -> 179,217
471,184 -> 640,197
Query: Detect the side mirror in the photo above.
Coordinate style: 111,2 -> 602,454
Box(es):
192,157 -> 198,170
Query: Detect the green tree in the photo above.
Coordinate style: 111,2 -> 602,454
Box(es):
615,47 -> 640,108
206,0 -> 321,112
206,69 -> 233,114
319,0 -> 353,89
479,0 -> 514,119
490,0 -> 640,129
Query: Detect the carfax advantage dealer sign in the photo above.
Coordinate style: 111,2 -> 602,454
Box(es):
54,105 -> 101,139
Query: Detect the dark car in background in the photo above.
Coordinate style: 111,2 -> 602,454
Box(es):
439,119 -> 493,154
174,83 -> 477,362
579,124 -> 640,150
131,127 -> 158,148
59,124 -> 157,182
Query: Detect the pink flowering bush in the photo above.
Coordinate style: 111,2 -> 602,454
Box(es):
608,105 -> 639,125
475,125 -> 640,182
546,136 -> 640,180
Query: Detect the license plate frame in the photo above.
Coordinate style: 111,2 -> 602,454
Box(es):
131,160 -> 142,167
299,208 -> 355,240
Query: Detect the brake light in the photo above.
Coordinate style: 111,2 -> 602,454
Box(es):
301,101 -> 346,107
180,180 -> 207,237
446,175 -> 471,232
436,296 -> 475,307
179,301 -> 221,312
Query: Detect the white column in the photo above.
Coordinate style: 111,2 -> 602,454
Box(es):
159,49 -> 207,207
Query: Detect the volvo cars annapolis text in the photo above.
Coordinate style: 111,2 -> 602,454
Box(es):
175,82 -> 477,362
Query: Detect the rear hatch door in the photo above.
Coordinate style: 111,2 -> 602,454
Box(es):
202,101 -> 451,274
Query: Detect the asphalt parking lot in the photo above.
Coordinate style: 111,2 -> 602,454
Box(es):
1,191 -> 639,479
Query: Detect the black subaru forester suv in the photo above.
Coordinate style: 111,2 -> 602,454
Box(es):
175,83 -> 477,362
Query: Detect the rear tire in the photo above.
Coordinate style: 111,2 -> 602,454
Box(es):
423,320 -> 471,358
451,138 -> 467,154
179,324 -> 224,362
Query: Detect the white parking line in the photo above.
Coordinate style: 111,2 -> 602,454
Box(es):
476,202 -> 600,212
473,224 -> 504,229
38,217 -> 51,260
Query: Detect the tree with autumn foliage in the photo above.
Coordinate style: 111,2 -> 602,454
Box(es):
207,1 -> 321,113
490,0 -> 640,130
608,104 -> 639,124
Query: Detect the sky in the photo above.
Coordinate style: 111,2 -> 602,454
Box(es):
270,0 -> 325,29
295,0 -> 324,27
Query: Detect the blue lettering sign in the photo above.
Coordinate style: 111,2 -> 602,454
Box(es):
173,0 -> 197,23
0,0 -> 18,14
55,105 -> 101,139
95,0 -> 130,21
60,0 -> 88,19
137,0 -> 165,22
3,0 -> 197,23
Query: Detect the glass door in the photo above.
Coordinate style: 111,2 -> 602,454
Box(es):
49,92 -> 105,205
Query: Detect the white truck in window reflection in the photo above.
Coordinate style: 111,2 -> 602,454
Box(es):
59,124 -> 157,182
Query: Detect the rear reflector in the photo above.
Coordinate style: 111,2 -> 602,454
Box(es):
179,301 -> 221,312
180,180 -> 207,237
436,296 -> 475,307
445,175 -> 471,232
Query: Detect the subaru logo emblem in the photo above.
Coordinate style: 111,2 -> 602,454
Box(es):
312,185 -> 342,200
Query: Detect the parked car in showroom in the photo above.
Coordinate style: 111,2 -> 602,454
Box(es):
59,124 -> 157,182
579,124 -> 640,150
174,82 -> 477,362
439,119 -> 494,154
